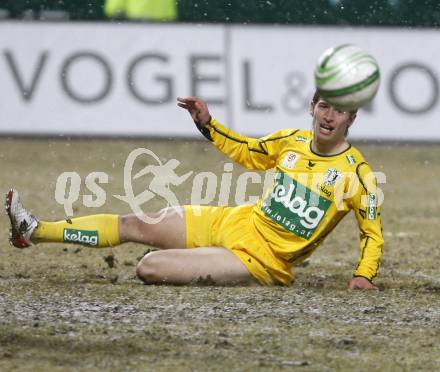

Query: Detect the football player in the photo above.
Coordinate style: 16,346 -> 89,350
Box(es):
6,93 -> 383,289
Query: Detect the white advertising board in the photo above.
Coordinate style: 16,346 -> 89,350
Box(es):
1,22 -> 439,140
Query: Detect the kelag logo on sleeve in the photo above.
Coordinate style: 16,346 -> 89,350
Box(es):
261,171 -> 331,239
63,229 -> 99,246
367,193 -> 377,220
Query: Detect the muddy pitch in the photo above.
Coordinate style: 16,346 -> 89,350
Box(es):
1,139 -> 439,371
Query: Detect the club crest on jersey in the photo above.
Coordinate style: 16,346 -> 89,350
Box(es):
281,151 -> 300,170
323,168 -> 342,186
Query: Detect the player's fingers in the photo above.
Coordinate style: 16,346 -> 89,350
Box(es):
349,282 -> 378,290
177,99 -> 193,107
176,97 -> 188,104
177,96 -> 198,104
348,280 -> 363,289
360,281 -> 378,290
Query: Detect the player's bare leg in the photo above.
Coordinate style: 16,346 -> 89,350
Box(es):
136,248 -> 256,285
119,207 -> 186,249
121,208 -> 256,285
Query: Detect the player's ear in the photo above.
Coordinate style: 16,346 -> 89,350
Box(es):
309,102 -> 315,116
348,112 -> 357,124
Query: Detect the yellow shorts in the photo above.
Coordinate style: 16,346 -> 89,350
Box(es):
184,204 -> 293,286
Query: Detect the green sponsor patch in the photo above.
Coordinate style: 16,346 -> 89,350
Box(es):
63,228 -> 99,246
367,193 -> 377,220
262,172 -> 331,239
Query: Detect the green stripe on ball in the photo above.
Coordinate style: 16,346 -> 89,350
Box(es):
317,70 -> 380,98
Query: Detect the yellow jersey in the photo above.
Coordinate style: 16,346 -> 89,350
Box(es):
201,118 -> 384,281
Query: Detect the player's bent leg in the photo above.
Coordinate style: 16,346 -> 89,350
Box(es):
136,247 -> 257,285
119,207 -> 186,249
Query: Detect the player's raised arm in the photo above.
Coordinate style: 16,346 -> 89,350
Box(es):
177,96 -> 297,171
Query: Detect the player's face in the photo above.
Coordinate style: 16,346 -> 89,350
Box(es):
310,99 -> 356,143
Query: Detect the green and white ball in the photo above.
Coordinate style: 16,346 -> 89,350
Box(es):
314,44 -> 380,111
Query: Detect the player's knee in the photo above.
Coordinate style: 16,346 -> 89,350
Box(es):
136,251 -> 165,284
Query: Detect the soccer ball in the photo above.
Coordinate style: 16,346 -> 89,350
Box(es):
314,44 -> 380,111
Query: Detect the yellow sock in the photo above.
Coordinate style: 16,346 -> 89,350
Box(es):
31,214 -> 121,248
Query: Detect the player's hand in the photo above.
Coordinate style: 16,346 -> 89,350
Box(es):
177,96 -> 211,126
348,276 -> 378,290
